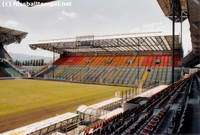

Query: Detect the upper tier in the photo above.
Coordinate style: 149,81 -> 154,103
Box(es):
54,55 -> 182,67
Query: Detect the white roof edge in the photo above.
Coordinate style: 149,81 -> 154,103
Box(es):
89,97 -> 122,109
2,112 -> 78,135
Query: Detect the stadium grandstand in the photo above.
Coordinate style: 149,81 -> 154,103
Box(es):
30,34 -> 183,88
0,26 -> 27,78
82,71 -> 200,135
80,0 -> 200,134
1,0 -> 200,134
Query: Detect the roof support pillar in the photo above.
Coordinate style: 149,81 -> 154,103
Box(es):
172,0 -> 177,90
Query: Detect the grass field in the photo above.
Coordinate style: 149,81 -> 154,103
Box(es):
0,79 -> 127,132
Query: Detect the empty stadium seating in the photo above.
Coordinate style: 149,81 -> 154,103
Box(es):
37,55 -> 182,87
82,71 -> 199,135
53,55 -> 181,67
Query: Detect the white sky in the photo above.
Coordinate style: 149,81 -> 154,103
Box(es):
0,0 -> 192,57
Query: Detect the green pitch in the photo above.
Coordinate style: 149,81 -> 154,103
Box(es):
0,79 -> 127,132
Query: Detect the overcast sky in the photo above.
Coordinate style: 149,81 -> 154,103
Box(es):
0,0 -> 192,57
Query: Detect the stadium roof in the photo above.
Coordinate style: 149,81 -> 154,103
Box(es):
30,33 -> 181,54
157,0 -> 200,66
0,26 -> 27,46
182,0 -> 200,66
157,0 -> 188,22
187,0 -> 200,55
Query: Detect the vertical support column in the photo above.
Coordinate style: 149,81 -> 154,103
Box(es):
180,11 -> 183,50
180,11 -> 183,76
53,47 -> 55,79
172,0 -> 177,89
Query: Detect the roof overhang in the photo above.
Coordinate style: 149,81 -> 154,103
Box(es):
29,33 -> 181,54
157,0 -> 200,65
157,0 -> 188,22
183,52 -> 200,67
0,26 -> 27,46
188,0 -> 200,56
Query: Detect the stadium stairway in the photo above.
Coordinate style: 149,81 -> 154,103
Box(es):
139,68 -> 149,88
